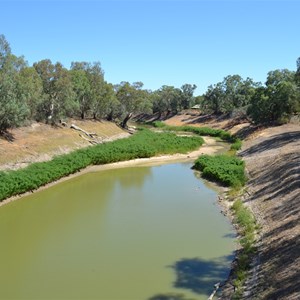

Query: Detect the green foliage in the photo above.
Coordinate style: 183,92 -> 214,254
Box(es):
115,81 -> 152,128
231,199 -> 257,296
0,129 -> 204,201
193,155 -> 246,188
152,122 -> 237,143
34,60 -> 77,123
230,138 -> 242,151
248,69 -> 300,124
203,75 -> 258,114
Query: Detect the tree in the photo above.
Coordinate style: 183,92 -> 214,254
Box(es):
295,57 -> 300,86
34,60 -> 77,123
0,35 -> 28,132
152,85 -> 182,117
203,75 -> 258,114
70,68 -> 91,119
248,69 -> 299,124
102,82 -> 120,121
180,84 -> 197,109
115,81 -> 152,128
17,67 -> 43,119
203,82 -> 224,114
86,62 -> 106,119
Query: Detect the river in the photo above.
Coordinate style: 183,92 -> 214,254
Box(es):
0,161 -> 235,300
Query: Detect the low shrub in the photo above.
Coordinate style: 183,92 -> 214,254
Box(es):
193,154 -> 246,188
231,199 -> 257,295
230,138 -> 242,151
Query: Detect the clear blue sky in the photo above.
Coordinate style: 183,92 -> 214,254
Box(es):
1,0 -> 299,95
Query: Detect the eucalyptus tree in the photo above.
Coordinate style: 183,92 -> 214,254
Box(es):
296,57 -> 300,86
115,81 -> 152,128
0,35 -> 28,132
102,82 -> 120,121
70,68 -> 91,119
86,62 -> 106,119
34,59 -> 77,123
203,75 -> 258,114
203,82 -> 224,114
180,84 -> 197,109
152,85 -> 182,117
248,69 -> 299,124
17,67 -> 43,119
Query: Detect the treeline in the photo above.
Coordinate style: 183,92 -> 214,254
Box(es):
0,34 -> 197,132
202,69 -> 300,124
0,34 -> 299,133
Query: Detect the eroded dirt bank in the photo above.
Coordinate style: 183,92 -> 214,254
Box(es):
237,124 -> 300,300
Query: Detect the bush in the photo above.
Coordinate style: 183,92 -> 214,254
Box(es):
193,154 -> 246,188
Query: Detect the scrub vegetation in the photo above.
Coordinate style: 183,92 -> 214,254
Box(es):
231,199 -> 257,298
153,121 -> 241,148
193,155 -> 246,188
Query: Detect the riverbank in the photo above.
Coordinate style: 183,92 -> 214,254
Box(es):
0,136 -> 226,208
165,112 -> 300,299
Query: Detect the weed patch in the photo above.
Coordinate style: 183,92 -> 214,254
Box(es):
193,155 -> 246,188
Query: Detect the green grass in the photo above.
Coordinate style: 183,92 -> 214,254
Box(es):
152,121 -> 237,142
231,199 -> 257,297
0,128 -> 204,202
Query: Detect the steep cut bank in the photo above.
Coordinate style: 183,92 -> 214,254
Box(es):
238,124 -> 300,300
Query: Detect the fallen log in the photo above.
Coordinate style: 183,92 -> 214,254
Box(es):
79,134 -> 99,145
70,124 -> 97,138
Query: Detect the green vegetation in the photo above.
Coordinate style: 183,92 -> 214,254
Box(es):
0,129 -> 203,201
193,155 -> 246,188
231,199 -> 257,298
152,121 -> 236,143
230,138 -> 242,151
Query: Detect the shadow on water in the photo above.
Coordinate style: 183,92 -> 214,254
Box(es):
149,293 -> 196,300
148,255 -> 234,300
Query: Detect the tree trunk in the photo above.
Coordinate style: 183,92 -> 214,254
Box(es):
121,113 -> 132,129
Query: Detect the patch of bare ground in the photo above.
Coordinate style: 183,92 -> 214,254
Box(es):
164,111 -> 300,299
236,124 -> 300,300
0,119 -> 129,171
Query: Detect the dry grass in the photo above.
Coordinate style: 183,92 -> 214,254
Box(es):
0,119 -> 127,170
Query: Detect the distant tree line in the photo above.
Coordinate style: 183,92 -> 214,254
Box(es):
0,35 -> 198,132
0,34 -> 299,133
202,66 -> 300,124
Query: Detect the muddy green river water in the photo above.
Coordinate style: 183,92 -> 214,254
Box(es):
0,162 -> 235,300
